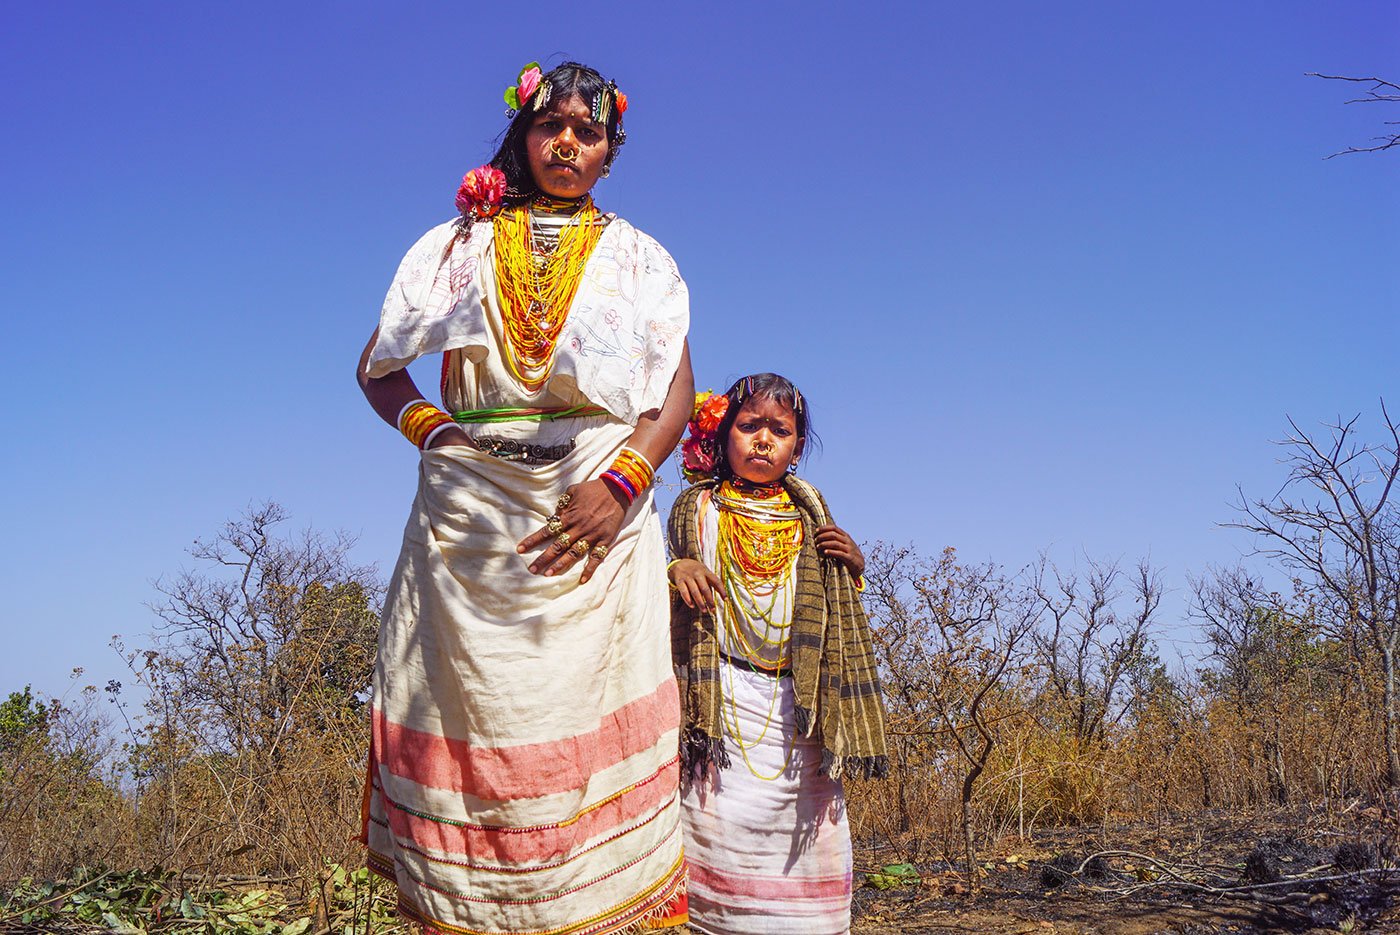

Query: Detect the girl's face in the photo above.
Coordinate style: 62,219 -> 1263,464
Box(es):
725,396 -> 804,486
525,94 -> 610,199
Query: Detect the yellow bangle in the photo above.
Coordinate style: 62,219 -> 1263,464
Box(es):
853,574 -> 866,593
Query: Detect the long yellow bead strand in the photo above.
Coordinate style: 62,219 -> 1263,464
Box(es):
492,199 -> 603,393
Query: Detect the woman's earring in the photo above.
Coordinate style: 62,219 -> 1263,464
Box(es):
601,164 -> 611,179
787,459 -> 799,475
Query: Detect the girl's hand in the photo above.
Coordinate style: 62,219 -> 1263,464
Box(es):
815,524 -> 865,579
424,426 -> 477,450
670,559 -> 722,614
517,478 -> 627,583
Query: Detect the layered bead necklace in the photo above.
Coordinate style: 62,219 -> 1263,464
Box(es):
713,481 -> 804,779
492,195 -> 603,393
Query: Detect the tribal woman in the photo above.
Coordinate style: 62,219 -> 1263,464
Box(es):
356,62 -> 692,934
668,374 -> 888,935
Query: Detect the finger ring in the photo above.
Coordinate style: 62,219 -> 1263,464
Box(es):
547,515 -> 564,535
555,532 -> 572,549
556,492 -> 573,511
571,538 -> 591,557
590,543 -> 609,560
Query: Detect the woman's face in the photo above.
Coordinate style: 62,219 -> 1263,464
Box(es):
724,396 -> 804,486
525,93 -> 610,199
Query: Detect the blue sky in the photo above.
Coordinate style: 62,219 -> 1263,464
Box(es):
2,1 -> 1396,701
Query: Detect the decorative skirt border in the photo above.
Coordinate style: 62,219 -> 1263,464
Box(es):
365,850 -> 687,935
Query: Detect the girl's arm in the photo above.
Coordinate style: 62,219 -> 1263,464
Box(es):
517,340 -> 696,583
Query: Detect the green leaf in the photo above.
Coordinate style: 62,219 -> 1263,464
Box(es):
504,87 -> 519,110
865,862 -> 921,890
102,910 -> 145,934
281,919 -> 312,935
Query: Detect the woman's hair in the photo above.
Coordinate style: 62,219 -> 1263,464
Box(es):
487,61 -> 626,205
712,373 -> 820,481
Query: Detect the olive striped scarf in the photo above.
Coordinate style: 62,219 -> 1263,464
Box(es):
668,477 -> 888,781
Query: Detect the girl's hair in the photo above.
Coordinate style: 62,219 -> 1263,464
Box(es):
487,61 -> 626,206
712,373 -> 820,481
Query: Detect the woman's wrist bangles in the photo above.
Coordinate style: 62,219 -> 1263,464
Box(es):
398,399 -> 456,449
600,447 -> 655,505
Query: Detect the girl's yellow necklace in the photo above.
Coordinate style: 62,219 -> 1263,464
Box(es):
713,482 -> 802,779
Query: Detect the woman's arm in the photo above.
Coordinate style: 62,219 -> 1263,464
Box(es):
357,327 -> 474,448
517,340 -> 695,583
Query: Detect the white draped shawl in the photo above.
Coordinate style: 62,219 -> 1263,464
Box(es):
366,215 -> 689,426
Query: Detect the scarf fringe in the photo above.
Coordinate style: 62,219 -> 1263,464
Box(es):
794,704 -> 813,738
680,727 -> 729,781
819,750 -> 890,781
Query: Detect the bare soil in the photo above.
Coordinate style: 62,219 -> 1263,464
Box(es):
840,805 -> 1400,934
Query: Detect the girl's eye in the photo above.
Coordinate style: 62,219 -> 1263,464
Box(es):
579,128 -> 600,141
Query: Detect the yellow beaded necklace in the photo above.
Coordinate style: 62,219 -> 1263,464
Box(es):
492,197 -> 603,393
713,483 -> 804,780
715,482 -> 804,589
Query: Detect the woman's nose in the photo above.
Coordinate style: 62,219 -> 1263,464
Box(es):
557,126 -> 578,147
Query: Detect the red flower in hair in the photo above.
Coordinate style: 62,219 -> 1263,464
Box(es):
678,390 -> 729,482
693,392 -> 728,436
455,165 -> 507,219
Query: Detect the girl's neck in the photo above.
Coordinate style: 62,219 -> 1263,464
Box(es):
723,475 -> 787,498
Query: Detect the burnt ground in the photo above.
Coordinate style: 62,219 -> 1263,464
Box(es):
843,804 -> 1400,934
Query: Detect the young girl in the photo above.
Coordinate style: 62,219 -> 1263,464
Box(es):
668,373 -> 887,935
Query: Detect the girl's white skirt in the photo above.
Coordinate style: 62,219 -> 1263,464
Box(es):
681,660 -> 852,935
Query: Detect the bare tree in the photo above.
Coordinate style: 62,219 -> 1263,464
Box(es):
1228,407 -> 1400,786
919,550 -> 1036,889
862,546 -> 1037,887
1031,557 -> 1162,746
1190,567 -> 1327,803
1308,74 -> 1400,157
117,502 -> 385,871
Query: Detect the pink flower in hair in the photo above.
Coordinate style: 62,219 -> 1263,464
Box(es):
517,66 -> 542,107
681,437 -> 716,481
455,165 -> 507,218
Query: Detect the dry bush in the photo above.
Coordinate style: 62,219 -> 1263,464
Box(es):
120,502 -> 383,875
0,504 -> 383,885
0,684 -> 138,880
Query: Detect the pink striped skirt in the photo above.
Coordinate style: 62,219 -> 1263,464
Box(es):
680,661 -> 851,935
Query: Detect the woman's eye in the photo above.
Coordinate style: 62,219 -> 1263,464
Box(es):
579,128 -> 599,141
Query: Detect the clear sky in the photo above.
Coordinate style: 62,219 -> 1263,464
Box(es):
2,1 -> 1396,701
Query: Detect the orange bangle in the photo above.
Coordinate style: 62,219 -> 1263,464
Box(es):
398,401 -> 455,449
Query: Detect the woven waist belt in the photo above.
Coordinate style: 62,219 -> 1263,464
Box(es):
452,405 -> 608,465
452,405 -> 608,425
719,650 -> 791,679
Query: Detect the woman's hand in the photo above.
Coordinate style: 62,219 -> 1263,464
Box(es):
670,558 -> 722,614
815,524 -> 865,579
517,478 -> 627,583
424,426 -> 477,450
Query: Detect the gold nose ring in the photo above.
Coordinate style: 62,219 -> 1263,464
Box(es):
551,142 -> 578,162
